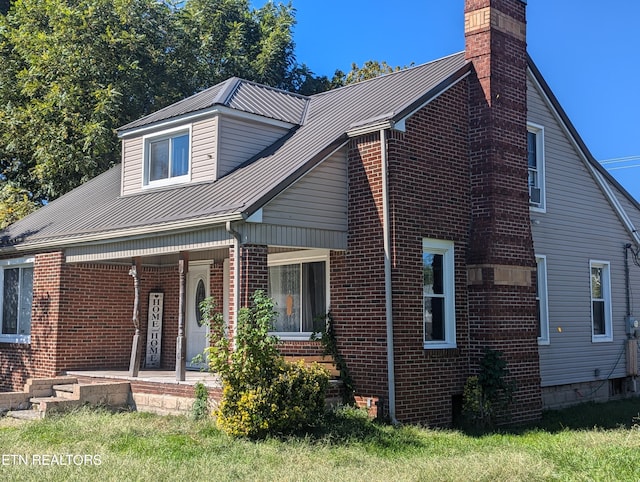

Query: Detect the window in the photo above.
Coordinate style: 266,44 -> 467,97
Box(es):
423,239 -> 456,348
590,260 -> 612,342
143,127 -> 190,187
528,124 -> 545,211
268,251 -> 328,337
536,256 -> 549,345
0,258 -> 34,344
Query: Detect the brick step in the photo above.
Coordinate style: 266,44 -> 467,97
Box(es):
5,409 -> 43,421
52,384 -> 78,400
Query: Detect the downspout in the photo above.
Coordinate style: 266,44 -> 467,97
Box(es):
226,221 -> 241,345
380,128 -> 397,424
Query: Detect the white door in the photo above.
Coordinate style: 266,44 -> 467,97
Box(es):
186,263 -> 210,369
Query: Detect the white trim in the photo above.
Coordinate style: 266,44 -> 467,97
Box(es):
142,125 -> 192,189
422,238 -> 456,349
536,255 -> 550,345
590,260 -> 613,343
267,249 -> 330,340
0,257 -> 35,344
527,122 -> 546,213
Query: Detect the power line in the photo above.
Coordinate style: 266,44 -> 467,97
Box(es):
601,156 -> 640,165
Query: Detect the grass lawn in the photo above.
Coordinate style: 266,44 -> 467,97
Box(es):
1,400 -> 640,481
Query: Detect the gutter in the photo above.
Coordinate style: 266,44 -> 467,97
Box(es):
0,213 -> 245,253
380,128 -> 398,424
226,221 -> 242,345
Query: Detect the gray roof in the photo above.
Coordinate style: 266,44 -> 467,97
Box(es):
118,77 -> 309,133
2,52 -> 470,250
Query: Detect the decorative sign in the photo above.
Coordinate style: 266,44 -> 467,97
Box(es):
145,292 -> 164,368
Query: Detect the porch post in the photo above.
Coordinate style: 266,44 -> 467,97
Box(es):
176,252 -> 189,381
128,257 -> 143,377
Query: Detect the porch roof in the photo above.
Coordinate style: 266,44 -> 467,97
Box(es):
0,52 -> 469,253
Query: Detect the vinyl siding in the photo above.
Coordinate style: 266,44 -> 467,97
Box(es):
528,74 -> 634,387
262,149 -> 348,232
191,116 -> 218,183
121,137 -> 143,196
217,116 -> 289,178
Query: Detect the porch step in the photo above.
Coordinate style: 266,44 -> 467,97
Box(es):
5,409 -> 44,421
30,396 -> 82,415
52,384 -> 77,400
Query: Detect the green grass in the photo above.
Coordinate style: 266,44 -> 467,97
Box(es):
1,400 -> 640,481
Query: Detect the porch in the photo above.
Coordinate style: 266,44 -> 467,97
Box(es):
65,369 -> 222,415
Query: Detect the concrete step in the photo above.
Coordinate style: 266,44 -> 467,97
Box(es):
30,396 -> 82,416
6,409 -> 43,421
53,384 -> 78,400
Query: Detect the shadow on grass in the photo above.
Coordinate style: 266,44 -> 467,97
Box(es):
458,398 -> 640,437
299,407 -> 427,452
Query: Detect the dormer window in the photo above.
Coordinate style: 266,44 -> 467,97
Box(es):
143,127 -> 191,187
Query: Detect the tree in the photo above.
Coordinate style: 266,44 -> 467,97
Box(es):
0,0 -> 178,202
335,60 -> 413,86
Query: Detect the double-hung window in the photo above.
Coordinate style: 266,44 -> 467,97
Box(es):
143,127 -> 190,187
0,258 -> 34,344
268,250 -> 329,338
528,123 -> 545,211
590,260 -> 612,342
423,239 -> 456,349
535,255 -> 549,344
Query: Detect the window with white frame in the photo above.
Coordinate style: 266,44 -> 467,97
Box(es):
143,127 -> 190,187
590,260 -> 612,342
535,255 -> 549,345
268,250 -> 328,337
423,239 -> 456,348
528,124 -> 545,211
0,258 -> 34,344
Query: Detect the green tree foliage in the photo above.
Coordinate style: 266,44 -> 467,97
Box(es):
335,60 -> 413,85
0,183 -> 38,229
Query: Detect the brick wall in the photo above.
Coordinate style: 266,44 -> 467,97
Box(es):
386,81 -> 472,426
330,133 -> 390,414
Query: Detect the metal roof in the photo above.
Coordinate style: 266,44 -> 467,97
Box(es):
1,52 -> 470,251
118,78 -> 309,133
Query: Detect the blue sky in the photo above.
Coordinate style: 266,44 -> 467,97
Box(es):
287,1 -> 640,201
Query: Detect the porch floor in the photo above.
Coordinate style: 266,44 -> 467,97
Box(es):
65,369 -> 220,388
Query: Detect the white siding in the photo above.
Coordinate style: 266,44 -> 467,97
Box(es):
217,116 -> 289,178
262,149 -> 348,232
528,74 -> 634,387
121,137 -> 143,196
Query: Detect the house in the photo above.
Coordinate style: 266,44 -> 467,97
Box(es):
1,0 -> 639,425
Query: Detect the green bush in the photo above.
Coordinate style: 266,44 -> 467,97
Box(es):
462,348 -> 515,429
191,382 -> 209,421
202,290 -> 330,438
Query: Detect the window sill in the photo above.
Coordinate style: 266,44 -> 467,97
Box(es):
537,338 -> 550,346
0,335 -> 31,344
423,342 -> 457,350
271,332 -> 315,342
592,335 -> 613,343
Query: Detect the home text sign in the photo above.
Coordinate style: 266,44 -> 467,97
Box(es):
145,292 -> 164,368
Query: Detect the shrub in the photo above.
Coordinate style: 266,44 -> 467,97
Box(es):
202,290 -> 330,438
191,382 -> 209,421
462,348 -> 515,428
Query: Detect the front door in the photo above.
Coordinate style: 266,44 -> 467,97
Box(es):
186,263 -> 210,369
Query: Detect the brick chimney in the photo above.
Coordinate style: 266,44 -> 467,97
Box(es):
465,0 -> 542,424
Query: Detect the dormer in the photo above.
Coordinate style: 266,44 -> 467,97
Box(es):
117,78 -> 309,196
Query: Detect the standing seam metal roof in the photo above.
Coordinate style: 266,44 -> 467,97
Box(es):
2,52 -> 470,249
